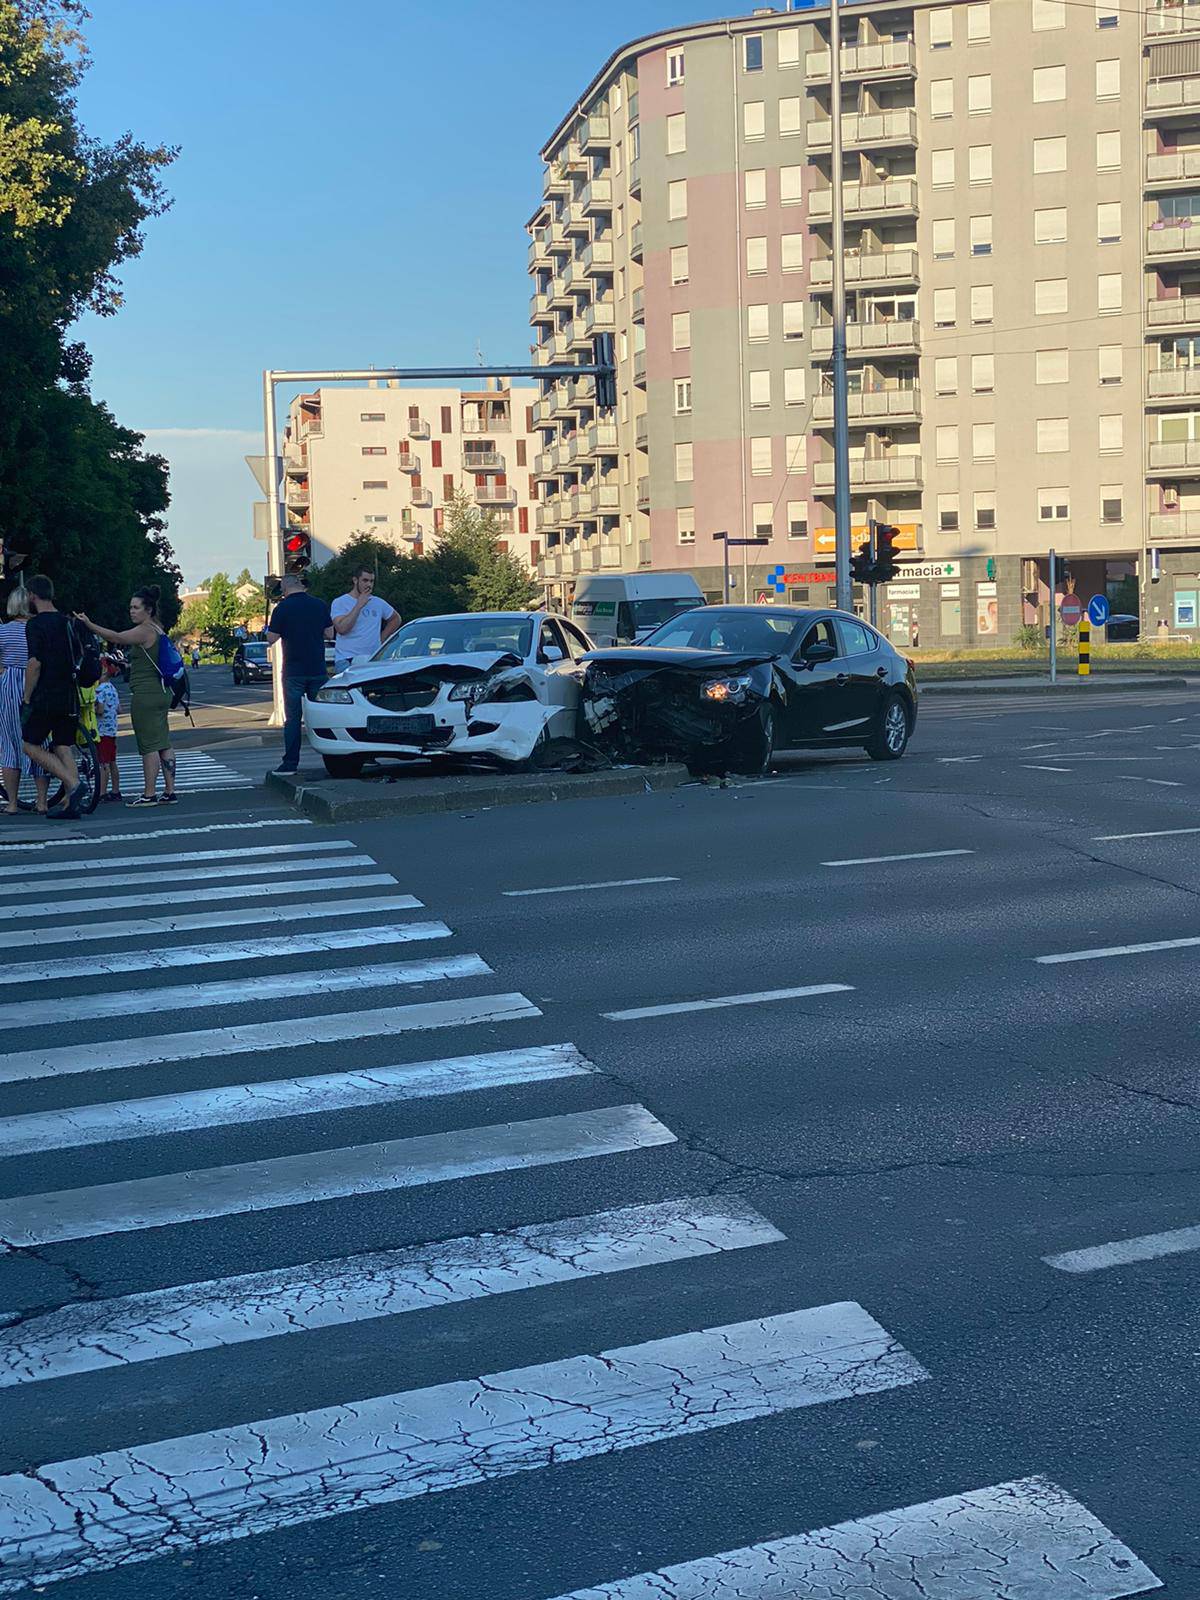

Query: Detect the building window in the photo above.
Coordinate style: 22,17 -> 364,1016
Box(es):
1034,207 -> 1067,244
1095,0 -> 1118,24
932,218 -> 955,259
1033,65 -> 1066,101
748,304 -> 769,342
780,165 -> 803,205
938,493 -> 959,532
972,352 -> 995,392
361,445 -> 386,456
672,311 -> 691,351
780,96 -> 801,135
360,412 -> 385,422
1096,58 -> 1119,98
1099,486 -> 1122,523
1038,486 -> 1070,520
1033,0 -> 1065,28
1036,348 -> 1069,384
786,501 -> 807,538
973,423 -> 996,460
431,440 -> 443,467
743,34 -> 763,70
744,169 -> 766,209
1099,414 -> 1123,453
1099,345 -> 1123,385
743,101 -> 765,141
440,406 -> 452,432
784,368 -> 806,405
935,356 -> 958,394
967,3 -> 991,40
1098,272 -> 1122,314
930,7 -> 954,45
670,245 -> 689,285
750,436 -> 773,475
443,473 -> 454,499
363,514 -> 389,524
974,491 -> 996,529
1096,131 -> 1120,171
668,178 -> 688,219
968,73 -> 992,114
751,502 -> 773,536
785,434 -> 806,472
932,149 -> 955,187
1097,202 -> 1121,244
1035,278 -> 1068,315
667,50 -> 685,84
1037,417 -> 1069,452
936,425 -> 959,462
969,144 -> 992,184
1034,136 -> 1066,174
666,112 -> 687,155
362,480 -> 388,490
746,236 -> 767,275
931,79 -> 953,117
933,287 -> 957,328
674,378 -> 692,414
781,232 -> 804,272
971,285 -> 994,325
750,370 -> 771,408
675,441 -> 693,481
677,506 -> 695,543
778,27 -> 800,67
970,214 -> 992,255
515,439 -> 526,467
783,301 -> 804,339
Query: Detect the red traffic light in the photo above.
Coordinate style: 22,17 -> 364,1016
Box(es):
283,530 -> 311,571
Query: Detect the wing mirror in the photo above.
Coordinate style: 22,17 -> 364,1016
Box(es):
542,644 -> 564,662
800,640 -> 838,667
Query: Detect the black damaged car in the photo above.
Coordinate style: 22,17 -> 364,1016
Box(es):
579,606 -> 917,775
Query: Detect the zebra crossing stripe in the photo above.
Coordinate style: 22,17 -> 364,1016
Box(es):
0,839 -> 355,878
0,920 -> 453,987
539,1476 -> 1161,1600
0,990 -> 541,1085
0,1103 -> 674,1249
0,894 -> 423,951
0,1196 -> 783,1388
0,952 -> 491,1030
0,871 -> 396,923
0,1303 -> 927,1592
11,853 -> 372,896
0,818 -> 313,852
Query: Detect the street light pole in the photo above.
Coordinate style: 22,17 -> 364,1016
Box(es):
829,0 -> 853,616
262,370 -> 285,728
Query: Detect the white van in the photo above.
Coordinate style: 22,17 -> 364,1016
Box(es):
571,572 -> 705,648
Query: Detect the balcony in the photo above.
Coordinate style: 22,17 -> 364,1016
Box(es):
630,222 -> 643,262
1150,509 -> 1200,538
538,331 -> 571,364
638,539 -> 653,566
285,482 -> 309,505
805,39 -> 917,82
632,286 -> 645,321
536,500 -> 560,532
284,452 -> 308,475
1147,294 -> 1200,330
1147,437 -> 1200,474
1147,0 -> 1200,30
406,414 -> 430,440
633,349 -> 647,385
582,177 -> 613,212
527,231 -> 551,271
812,385 -> 921,427
583,298 -> 615,335
809,178 -> 918,223
585,419 -> 618,454
637,475 -> 650,511
1146,149 -> 1200,187
579,112 -> 611,152
532,391 -> 557,427
534,449 -> 557,477
547,222 -> 572,256
809,248 -> 919,289
582,238 -> 615,274
1146,74 -> 1200,119
629,157 -> 641,195
1147,221 -> 1200,260
530,290 -> 554,325
807,108 -> 918,152
564,201 -> 590,238
477,482 -> 518,506
464,447 -> 505,472
1148,366 -> 1200,402
811,456 -> 924,491
598,543 -> 623,569
397,452 -> 419,475
635,413 -> 648,450
810,319 -> 921,358
410,487 -> 433,508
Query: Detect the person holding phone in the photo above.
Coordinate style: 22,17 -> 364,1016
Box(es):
330,567 -> 400,671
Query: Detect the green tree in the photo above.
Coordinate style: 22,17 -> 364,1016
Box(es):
233,567 -> 265,625
429,488 -> 539,611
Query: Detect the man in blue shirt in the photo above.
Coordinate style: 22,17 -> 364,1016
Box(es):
266,575 -> 333,774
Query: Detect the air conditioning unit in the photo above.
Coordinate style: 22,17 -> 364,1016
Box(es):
1164,482 -> 1180,508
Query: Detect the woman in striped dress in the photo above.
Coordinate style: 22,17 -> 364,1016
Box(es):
0,589 -> 37,814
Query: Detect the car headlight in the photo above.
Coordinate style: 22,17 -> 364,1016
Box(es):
701,674 -> 754,704
313,687 -> 353,704
448,681 -> 480,703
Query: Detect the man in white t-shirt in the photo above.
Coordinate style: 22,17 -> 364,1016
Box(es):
330,567 -> 401,668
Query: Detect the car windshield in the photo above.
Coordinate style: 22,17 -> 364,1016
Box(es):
374,616 -> 533,661
640,610 -> 798,654
628,598 -> 698,631
243,643 -> 268,661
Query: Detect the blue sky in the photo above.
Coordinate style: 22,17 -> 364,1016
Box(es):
71,0 -> 736,584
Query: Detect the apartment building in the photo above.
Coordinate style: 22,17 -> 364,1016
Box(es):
280,383 -> 542,572
529,0 -> 1200,647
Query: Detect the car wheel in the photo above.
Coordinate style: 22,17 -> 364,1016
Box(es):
321,754 -> 366,779
232,670 -> 242,686
722,704 -> 776,777
867,694 -> 910,761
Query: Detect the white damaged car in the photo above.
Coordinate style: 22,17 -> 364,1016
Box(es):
303,611 -> 595,776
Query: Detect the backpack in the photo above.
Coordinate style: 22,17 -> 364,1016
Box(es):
67,617 -> 102,689
144,630 -> 193,717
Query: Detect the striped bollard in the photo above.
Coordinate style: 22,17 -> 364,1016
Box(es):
1078,614 -> 1090,678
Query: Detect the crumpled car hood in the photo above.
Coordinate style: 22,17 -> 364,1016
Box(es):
582,647 -> 781,674
328,652 -> 520,690
580,650 -> 783,764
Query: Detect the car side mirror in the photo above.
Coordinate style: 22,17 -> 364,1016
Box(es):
800,640 -> 838,666
542,644 -> 564,662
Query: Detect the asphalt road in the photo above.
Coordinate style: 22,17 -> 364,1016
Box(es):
0,682 -> 1197,1599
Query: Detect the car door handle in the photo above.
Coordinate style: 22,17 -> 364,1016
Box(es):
876,666 -> 888,677
836,673 -> 849,686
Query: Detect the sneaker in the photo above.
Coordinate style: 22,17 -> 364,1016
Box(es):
100,793 -> 124,805
158,793 -> 179,804
270,765 -> 298,776
125,794 -> 158,808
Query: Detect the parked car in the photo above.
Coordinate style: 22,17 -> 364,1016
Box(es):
232,640 -> 272,685
579,605 -> 917,774
571,572 -> 705,648
303,611 -> 596,777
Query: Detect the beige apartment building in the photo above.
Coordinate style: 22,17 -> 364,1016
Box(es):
528,0 -> 1200,647
280,383 -> 542,573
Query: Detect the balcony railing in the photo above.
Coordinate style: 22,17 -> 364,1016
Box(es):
1146,75 -> 1200,116
630,222 -> 643,261
1147,150 -> 1200,185
599,544 -> 623,569
810,248 -> 919,289
583,298 -> 615,334
1147,0 -> 1200,30
1147,221 -> 1200,257
536,501 -> 559,531
636,475 -> 650,510
464,448 -> 504,471
405,415 -> 430,439
810,319 -> 921,357
1148,367 -> 1200,400
579,112 -> 611,151
629,157 -> 641,194
285,483 -> 309,504
632,285 -> 645,321
807,108 -> 918,151
633,349 -> 647,383
1147,294 -> 1200,328
476,483 -> 518,505
585,419 -> 618,453
812,386 -> 921,425
808,178 -> 918,222
805,39 -> 917,81
564,201 -> 590,236
581,177 -> 613,211
582,238 -> 615,274
1149,509 -> 1200,537
635,413 -> 648,449
534,449 -> 557,477
397,452 -> 419,475
638,539 -> 653,566
1148,438 -> 1200,471
410,487 -> 433,508
811,457 -> 923,491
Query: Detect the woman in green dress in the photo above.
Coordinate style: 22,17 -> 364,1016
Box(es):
75,586 -> 177,807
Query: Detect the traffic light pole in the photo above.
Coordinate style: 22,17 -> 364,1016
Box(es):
868,521 -> 878,627
829,0 -> 853,617
263,370 -> 285,728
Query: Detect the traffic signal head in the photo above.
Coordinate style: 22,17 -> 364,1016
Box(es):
849,547 -> 874,585
265,573 -> 282,601
873,524 -> 900,584
284,530 -> 311,572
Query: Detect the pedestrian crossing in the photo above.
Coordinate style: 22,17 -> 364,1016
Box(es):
114,749 -> 253,792
0,820 -> 1164,1598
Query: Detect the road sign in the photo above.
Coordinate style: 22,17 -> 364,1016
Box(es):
1087,593 -> 1110,627
1059,594 -> 1084,627
755,591 -> 775,604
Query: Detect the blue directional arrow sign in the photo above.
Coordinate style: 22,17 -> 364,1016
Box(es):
1087,593 -> 1110,627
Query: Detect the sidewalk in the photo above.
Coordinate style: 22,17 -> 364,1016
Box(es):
920,672 -> 1197,695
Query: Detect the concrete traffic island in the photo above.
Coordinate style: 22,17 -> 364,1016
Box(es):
264,762 -> 692,821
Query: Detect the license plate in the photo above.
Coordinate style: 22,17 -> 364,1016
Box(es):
366,714 -> 436,735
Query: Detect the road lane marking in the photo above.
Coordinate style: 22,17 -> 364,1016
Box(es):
0,818 -> 313,852
0,992 -> 541,1085
0,922 -> 453,987
0,1197 -> 783,1387
0,1043 -> 596,1158
0,894 -> 424,951
1035,935 -> 1200,965
604,983 -> 851,1022
1085,726 -> 1154,739
11,854 -> 372,896
0,954 -> 491,1030
0,1303 -> 926,1591
540,1476 -> 1161,1600
1093,827 -> 1200,840
937,755 -> 983,763
1145,777 -> 1183,787
823,849 -> 973,867
1045,1224 -> 1200,1274
0,872 -> 396,923
0,1104 -> 675,1250
503,876 -> 678,897
1021,742 -> 1062,751
0,839 -> 355,878
1023,765 -> 1071,773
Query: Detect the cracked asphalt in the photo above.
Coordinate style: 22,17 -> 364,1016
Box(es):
0,681 -> 1197,1597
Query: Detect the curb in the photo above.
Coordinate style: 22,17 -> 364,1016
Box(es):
920,675 -> 1195,696
263,763 -> 692,821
